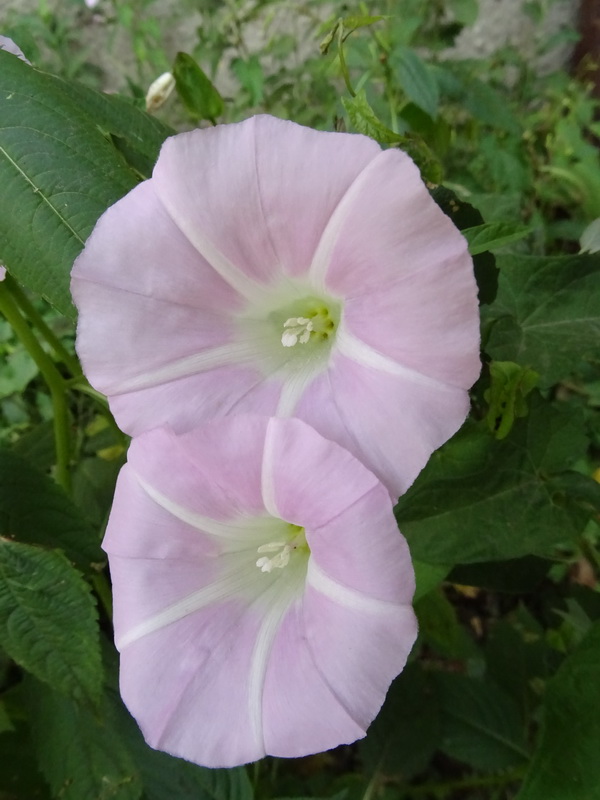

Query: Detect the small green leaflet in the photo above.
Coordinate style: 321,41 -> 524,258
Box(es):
484,361 -> 539,439
463,221 -> 532,255
394,47 -> 439,119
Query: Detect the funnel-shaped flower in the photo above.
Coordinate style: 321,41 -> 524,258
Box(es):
104,416 -> 417,767
72,115 -> 480,497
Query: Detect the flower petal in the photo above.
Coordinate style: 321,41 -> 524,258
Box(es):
153,116 -> 382,289
71,181 -> 243,397
119,599 -> 267,767
262,600 -> 366,757
261,417 -> 380,528
303,579 -> 417,730
320,148 -> 471,297
325,350 -> 471,497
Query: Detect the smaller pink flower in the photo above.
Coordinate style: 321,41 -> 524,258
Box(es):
104,416 -> 417,767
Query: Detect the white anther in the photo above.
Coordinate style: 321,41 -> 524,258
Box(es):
256,543 -> 292,572
281,316 -> 314,347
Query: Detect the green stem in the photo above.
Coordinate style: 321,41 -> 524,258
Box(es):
67,377 -> 128,448
0,283 -> 71,492
5,275 -> 81,376
578,537 -> 600,575
338,27 -> 356,97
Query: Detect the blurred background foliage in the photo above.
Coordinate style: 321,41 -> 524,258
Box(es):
0,0 -> 599,799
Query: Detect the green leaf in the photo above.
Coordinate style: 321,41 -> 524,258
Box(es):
231,56 -> 264,106
27,679 -> 142,800
0,699 -> 13,734
486,252 -> 600,386
436,672 -> 529,770
0,720 -> 50,799
173,52 -> 224,123
342,90 -> 402,144
360,663 -> 440,780
413,560 -> 451,601
516,620 -> 600,800
0,447 -> 103,570
415,589 -> 479,659
463,221 -> 532,255
0,347 -> 38,398
0,540 -> 102,703
580,217 -> 600,254
394,47 -> 439,119
0,51 -> 145,317
396,394 -> 591,564
484,361 -> 539,439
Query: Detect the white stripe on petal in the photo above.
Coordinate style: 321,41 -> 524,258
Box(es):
260,420 -> 279,518
275,362 -> 320,417
136,475 -> 281,546
308,150 -> 393,292
117,561 -> 257,649
307,560 -> 402,615
106,340 -> 265,396
162,209 -> 267,304
247,568 -> 306,752
335,325 -> 455,392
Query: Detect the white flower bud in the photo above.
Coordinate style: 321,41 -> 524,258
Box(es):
145,72 -> 176,113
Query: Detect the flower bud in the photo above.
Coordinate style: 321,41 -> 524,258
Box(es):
145,72 -> 175,113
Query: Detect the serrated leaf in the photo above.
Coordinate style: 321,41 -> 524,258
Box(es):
436,672 -> 529,770
27,679 -> 142,800
360,663 -> 440,779
516,620 -> 600,800
463,221 -> 532,255
0,447 -> 103,570
486,252 -> 600,386
394,47 -> 439,119
0,51 -> 144,317
173,52 -> 224,123
396,394 -> 591,564
0,540 -> 102,703
342,90 -> 402,143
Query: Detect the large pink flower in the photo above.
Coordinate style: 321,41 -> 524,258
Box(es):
72,115 -> 480,497
104,416 -> 417,767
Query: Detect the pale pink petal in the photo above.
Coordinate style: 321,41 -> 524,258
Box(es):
321,148 -> 470,296
260,417 -> 380,528
342,252 -> 480,387
307,488 -> 415,605
0,266 -> 6,281
153,116 -> 381,287
0,35 -> 30,63
324,351 -> 471,497
303,582 -> 417,730
119,600 -> 266,768
262,601 -> 366,757
109,368 -> 280,439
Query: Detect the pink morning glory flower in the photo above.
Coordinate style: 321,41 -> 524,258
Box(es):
104,416 -> 417,767
72,115 -> 480,497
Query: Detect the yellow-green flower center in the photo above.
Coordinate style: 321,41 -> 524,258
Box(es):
255,523 -> 309,573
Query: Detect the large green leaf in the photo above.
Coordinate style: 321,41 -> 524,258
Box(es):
435,672 -> 529,770
0,540 -> 102,703
0,447 -> 103,571
396,394 -> 592,564
463,221 -> 532,255
360,663 -> 441,780
27,679 -> 142,800
0,51 -> 168,317
516,621 -> 600,800
486,252 -> 600,386
394,47 -> 439,119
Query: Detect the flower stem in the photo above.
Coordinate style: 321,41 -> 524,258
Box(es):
0,283 -> 71,492
5,275 -> 81,376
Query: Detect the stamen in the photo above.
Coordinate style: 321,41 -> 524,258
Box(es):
281,317 -> 314,348
256,544 -> 292,572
